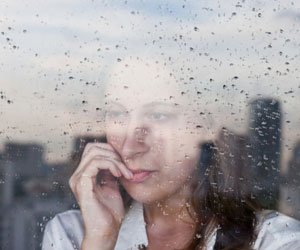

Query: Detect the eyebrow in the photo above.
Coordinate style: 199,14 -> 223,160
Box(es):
142,101 -> 179,108
105,100 -> 179,109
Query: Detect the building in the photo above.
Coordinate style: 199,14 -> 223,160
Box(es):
280,141 -> 300,220
0,142 -> 72,250
217,128 -> 255,197
287,141 -> 300,186
1,197 -> 73,250
0,136 -> 108,249
248,98 -> 282,209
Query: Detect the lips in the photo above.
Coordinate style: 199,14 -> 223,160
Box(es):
128,170 -> 155,183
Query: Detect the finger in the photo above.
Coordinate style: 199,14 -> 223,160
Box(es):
70,158 -> 121,195
71,171 -> 120,208
79,147 -> 121,171
70,155 -> 133,200
73,160 -> 120,202
110,158 -> 133,179
82,142 -> 120,158
90,157 -> 133,179
76,144 -> 123,174
80,158 -> 122,180
76,152 -> 133,180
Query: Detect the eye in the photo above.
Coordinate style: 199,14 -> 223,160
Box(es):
147,112 -> 170,121
105,110 -> 127,119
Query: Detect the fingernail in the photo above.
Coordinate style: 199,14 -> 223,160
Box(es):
128,171 -> 133,179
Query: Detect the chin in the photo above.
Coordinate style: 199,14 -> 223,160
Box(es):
122,182 -> 167,204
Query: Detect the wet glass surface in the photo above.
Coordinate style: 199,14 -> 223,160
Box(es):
0,1 -> 300,249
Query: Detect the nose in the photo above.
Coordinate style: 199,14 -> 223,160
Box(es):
134,127 -> 148,142
120,117 -> 150,161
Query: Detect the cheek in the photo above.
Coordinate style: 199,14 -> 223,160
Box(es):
168,134 -> 200,179
150,128 -> 184,162
106,133 -> 123,151
105,121 -> 127,152
169,128 -> 200,159
153,129 -> 200,174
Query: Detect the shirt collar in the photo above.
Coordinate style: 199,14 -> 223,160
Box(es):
114,201 -> 148,250
113,202 -> 294,250
114,200 -> 217,250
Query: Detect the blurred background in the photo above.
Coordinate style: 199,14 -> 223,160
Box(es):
0,0 -> 300,249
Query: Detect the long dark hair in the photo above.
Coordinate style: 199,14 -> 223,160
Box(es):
71,134 -> 260,249
186,140 -> 259,250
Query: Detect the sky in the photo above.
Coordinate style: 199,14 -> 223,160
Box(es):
0,0 -> 300,169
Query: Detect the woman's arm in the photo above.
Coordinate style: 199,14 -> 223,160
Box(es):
69,142 -> 133,250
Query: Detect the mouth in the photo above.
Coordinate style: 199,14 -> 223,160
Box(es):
127,170 -> 156,183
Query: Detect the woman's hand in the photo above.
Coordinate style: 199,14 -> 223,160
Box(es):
69,143 -> 133,250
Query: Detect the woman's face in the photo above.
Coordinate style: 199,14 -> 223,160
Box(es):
104,57 -> 211,204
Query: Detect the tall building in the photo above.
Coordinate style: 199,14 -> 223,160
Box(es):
1,198 -> 73,250
217,128 -> 255,197
0,142 -> 72,250
287,141 -> 300,186
248,98 -> 282,209
4,143 -> 45,178
0,151 -> 5,202
280,141 -> 300,220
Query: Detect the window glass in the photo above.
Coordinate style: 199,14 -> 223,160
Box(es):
0,1 -> 299,249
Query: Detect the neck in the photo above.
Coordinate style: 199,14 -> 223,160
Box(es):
143,183 -> 198,250
143,183 -> 197,229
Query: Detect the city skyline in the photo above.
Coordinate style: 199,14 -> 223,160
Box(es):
1,0 -> 300,165
1,96 -> 300,249
1,1 -> 300,249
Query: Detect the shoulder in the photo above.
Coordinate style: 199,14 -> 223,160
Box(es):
42,210 -> 84,250
254,210 -> 300,250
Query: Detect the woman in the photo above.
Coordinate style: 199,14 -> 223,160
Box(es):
42,55 -> 300,250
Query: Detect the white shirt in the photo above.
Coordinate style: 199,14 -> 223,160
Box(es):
42,201 -> 300,250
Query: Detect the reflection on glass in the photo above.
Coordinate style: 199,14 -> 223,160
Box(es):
0,1 -> 300,250
41,56 -> 300,250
